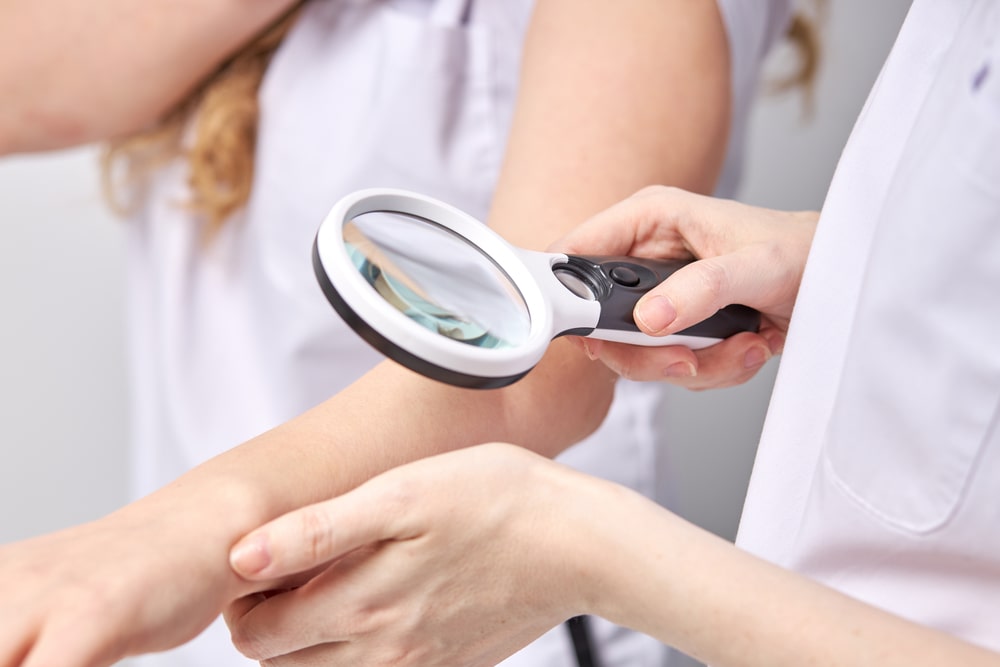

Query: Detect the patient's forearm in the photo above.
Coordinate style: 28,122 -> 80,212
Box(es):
184,0 -> 734,600
148,343 -> 615,601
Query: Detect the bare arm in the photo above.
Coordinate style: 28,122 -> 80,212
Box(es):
0,1 -> 732,664
142,0 -> 735,586
225,444 -> 1000,667
0,0 -> 298,154
594,470 -> 1000,667
491,0 -> 730,247
211,0 -> 733,591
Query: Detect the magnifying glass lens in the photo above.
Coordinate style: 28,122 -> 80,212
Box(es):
343,212 -> 531,349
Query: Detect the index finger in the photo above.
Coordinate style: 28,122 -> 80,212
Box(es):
549,186 -> 690,258
229,478 -> 414,582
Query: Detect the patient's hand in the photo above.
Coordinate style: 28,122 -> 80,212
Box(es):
0,489 -> 252,666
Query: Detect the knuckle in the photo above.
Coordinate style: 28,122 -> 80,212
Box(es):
756,239 -> 799,295
635,184 -> 667,198
230,623 -> 268,660
612,355 -> 640,382
694,258 -> 729,306
298,506 -> 334,565
371,475 -> 421,535
380,476 -> 418,514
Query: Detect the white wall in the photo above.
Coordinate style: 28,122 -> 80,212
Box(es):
0,148 -> 128,539
0,0 -> 913,661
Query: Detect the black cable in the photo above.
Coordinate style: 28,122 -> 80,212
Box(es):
565,616 -> 601,667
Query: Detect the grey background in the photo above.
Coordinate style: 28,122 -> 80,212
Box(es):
0,0 -> 912,663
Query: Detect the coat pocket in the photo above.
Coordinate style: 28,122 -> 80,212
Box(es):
823,10 -> 1000,533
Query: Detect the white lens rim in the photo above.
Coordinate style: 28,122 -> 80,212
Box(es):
314,188 -> 557,383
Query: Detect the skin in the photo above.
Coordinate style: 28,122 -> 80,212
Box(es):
558,186 -> 818,388
0,1 -> 742,665
0,0 -> 301,153
224,190 -> 999,666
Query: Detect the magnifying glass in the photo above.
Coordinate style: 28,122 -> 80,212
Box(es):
312,188 -> 760,389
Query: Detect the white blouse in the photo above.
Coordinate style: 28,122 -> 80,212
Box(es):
127,1 -> 792,665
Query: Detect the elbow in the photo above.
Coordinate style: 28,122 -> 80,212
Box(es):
0,102 -> 110,156
0,86 -> 168,156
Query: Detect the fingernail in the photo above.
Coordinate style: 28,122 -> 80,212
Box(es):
664,361 -> 697,378
581,339 -> 601,361
635,296 -> 677,334
763,332 -> 785,356
743,345 -> 771,370
230,534 -> 272,577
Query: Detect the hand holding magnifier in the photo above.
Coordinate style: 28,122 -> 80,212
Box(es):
313,189 -> 760,388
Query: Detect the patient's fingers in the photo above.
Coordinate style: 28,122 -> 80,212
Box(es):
581,330 -> 777,389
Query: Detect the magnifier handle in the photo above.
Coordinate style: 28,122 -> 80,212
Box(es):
561,255 -> 761,348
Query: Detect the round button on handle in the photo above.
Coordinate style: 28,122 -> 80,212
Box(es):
609,265 -> 641,287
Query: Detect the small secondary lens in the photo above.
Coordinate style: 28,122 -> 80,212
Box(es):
554,267 -> 597,301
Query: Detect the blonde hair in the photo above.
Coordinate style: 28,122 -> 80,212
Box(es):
104,2 -> 823,235
770,1 -> 827,111
102,3 -> 305,238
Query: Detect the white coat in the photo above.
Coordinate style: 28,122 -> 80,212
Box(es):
738,0 -> 1000,652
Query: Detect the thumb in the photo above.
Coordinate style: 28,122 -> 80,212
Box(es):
229,483 -> 403,581
634,248 -> 763,336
